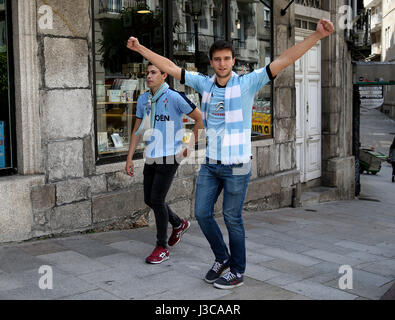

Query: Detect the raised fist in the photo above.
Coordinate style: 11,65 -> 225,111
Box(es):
127,36 -> 140,51
316,19 -> 334,39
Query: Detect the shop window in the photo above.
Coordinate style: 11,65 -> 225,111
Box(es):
231,0 -> 273,139
172,0 -> 227,145
93,0 -> 165,162
0,0 -> 16,175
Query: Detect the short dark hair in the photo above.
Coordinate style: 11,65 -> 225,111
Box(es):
147,62 -> 165,74
209,40 -> 235,60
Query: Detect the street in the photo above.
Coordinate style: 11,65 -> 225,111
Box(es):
0,108 -> 394,301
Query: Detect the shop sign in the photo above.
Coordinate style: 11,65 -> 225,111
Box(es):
252,112 -> 271,135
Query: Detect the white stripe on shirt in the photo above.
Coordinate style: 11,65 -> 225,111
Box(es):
225,109 -> 243,123
222,132 -> 246,147
225,85 -> 241,100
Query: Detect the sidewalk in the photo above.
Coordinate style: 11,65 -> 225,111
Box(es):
1,162 -> 394,300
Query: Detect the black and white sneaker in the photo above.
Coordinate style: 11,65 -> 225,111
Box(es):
204,260 -> 229,284
213,270 -> 244,289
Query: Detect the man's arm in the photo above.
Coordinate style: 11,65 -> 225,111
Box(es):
125,118 -> 142,177
127,37 -> 182,80
270,19 -> 334,77
186,108 -> 204,152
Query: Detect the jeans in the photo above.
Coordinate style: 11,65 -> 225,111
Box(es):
144,157 -> 182,248
194,159 -> 251,274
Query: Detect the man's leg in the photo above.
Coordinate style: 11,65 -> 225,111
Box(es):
221,163 -> 251,275
149,162 -> 181,248
195,164 -> 229,262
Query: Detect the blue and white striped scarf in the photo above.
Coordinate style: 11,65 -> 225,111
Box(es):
201,72 -> 250,164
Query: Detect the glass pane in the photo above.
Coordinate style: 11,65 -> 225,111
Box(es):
173,0 -> 226,76
172,0 -> 226,143
93,0 -> 164,158
231,0 -> 272,137
0,0 -> 11,169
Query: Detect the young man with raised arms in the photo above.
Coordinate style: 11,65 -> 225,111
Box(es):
127,19 -> 334,288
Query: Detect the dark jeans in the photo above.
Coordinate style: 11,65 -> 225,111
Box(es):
194,160 -> 252,274
143,157 -> 182,248
392,162 -> 395,176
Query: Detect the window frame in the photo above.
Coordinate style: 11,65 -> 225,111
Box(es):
0,0 -> 17,176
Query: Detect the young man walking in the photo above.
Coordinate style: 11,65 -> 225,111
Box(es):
127,19 -> 334,287
126,63 -> 203,264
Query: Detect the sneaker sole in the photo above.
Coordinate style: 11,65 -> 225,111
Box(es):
213,281 -> 244,290
168,221 -> 191,247
204,266 -> 230,284
204,278 -> 218,284
145,256 -> 169,264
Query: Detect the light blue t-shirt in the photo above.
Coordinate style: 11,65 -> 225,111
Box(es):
136,88 -> 195,158
182,65 -> 274,161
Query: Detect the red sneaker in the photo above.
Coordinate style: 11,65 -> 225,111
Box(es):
168,219 -> 191,247
145,246 -> 169,264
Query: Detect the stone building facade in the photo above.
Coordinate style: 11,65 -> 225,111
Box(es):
0,0 -> 355,243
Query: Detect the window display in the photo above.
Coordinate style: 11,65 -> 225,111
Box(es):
93,0 -> 164,159
93,0 -> 273,163
230,0 -> 273,137
173,0 -> 272,139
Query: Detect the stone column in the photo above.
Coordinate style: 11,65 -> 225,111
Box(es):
12,0 -> 42,175
321,0 -> 355,199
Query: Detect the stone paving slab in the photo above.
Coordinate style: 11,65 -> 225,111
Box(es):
281,279 -> 358,300
334,240 -> 395,258
59,288 -> 121,300
36,250 -> 112,276
0,267 -> 98,300
0,247 -> 46,274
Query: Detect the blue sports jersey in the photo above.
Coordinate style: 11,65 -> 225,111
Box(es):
136,88 -> 196,158
181,65 -> 274,161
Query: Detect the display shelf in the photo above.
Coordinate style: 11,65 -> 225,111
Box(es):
97,101 -> 137,105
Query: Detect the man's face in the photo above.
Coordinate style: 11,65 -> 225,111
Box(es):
146,65 -> 166,90
210,49 -> 235,79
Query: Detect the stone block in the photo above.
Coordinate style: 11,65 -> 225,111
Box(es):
280,187 -> 293,207
322,112 -> 340,135
167,177 -> 195,202
31,209 -> 53,237
274,24 -> 289,56
31,184 -> 55,210
257,146 -> 271,177
56,178 -> 91,205
257,144 -> 280,177
245,175 -> 281,203
40,89 -> 92,141
51,201 -> 92,232
90,175 -> 107,194
168,199 -> 193,220
92,187 -> 146,223
43,37 -> 89,88
251,146 -> 258,180
107,170 -> 143,192
37,0 -> 91,38
275,87 -> 294,118
83,135 -> 96,177
322,134 -> 339,160
0,175 -> 45,243
176,163 -> 199,177
274,118 -> 296,143
280,142 -> 293,171
47,140 -> 84,181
